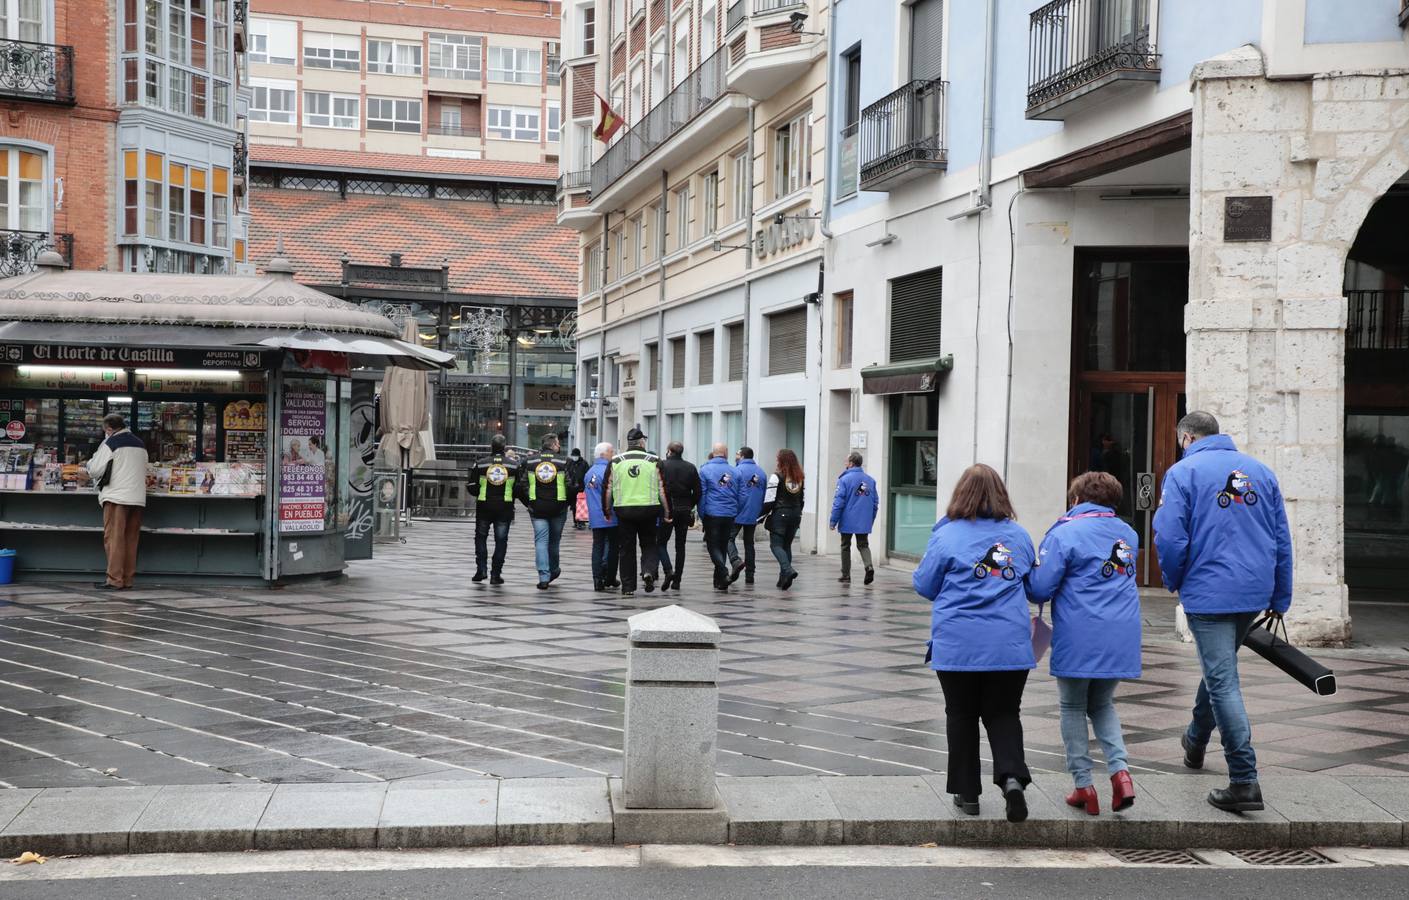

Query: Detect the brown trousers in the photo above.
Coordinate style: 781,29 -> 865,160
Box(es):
102,502 -> 143,588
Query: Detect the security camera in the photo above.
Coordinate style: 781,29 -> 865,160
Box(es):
711,239 -> 723,252
773,212 -> 785,225
789,11 -> 807,33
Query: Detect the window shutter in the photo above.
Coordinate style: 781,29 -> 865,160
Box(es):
671,337 -> 685,388
646,343 -> 658,391
697,330 -> 715,385
767,307 -> 807,376
727,322 -> 744,381
910,0 -> 943,82
890,267 -> 942,363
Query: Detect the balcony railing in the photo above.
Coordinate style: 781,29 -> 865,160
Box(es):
859,79 -> 947,190
233,133 -> 247,179
235,0 -> 247,27
0,39 -> 75,105
558,170 -> 591,194
591,46 -> 730,197
428,123 -> 482,138
1026,0 -> 1159,114
754,0 -> 805,13
1348,290 -> 1409,351
1,230 -> 73,278
726,0 -> 745,35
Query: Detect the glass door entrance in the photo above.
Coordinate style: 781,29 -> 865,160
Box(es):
1073,382 -> 1185,586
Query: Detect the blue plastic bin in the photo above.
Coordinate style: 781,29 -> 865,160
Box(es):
0,549 -> 14,585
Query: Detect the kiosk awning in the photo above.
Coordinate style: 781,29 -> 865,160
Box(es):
0,321 -> 454,371
860,355 -> 953,395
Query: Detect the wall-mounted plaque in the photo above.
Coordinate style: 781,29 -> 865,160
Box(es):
1224,196 -> 1273,242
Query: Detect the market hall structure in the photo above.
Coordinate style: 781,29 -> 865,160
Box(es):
0,252 -> 450,584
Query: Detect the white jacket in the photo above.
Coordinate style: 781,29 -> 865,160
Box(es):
85,429 -> 149,507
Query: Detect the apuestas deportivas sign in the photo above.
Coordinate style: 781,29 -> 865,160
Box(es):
0,344 -> 267,369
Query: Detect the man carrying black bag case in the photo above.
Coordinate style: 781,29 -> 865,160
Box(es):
1154,411 -> 1294,814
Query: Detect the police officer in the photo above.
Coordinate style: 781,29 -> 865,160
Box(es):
698,442 -> 741,592
516,432 -> 575,590
603,426 -> 671,597
470,434 -> 518,585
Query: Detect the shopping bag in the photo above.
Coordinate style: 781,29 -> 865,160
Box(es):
1243,614 -> 1337,696
575,492 -> 589,522
1031,603 -> 1052,664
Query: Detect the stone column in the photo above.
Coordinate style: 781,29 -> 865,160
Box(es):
622,604 -> 721,809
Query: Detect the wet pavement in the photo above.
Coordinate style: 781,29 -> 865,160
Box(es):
0,520 -> 1406,787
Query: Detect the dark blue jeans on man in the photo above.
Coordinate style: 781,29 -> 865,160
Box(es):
591,526 -> 620,587
701,515 -> 735,587
728,523 -> 757,580
1184,611 -> 1260,784
474,517 -> 511,577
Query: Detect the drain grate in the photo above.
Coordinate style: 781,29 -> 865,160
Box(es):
1230,848 -> 1335,866
1109,848 -> 1205,866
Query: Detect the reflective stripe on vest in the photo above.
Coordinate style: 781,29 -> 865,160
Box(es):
610,451 -> 660,508
477,457 -> 515,502
527,458 -> 566,502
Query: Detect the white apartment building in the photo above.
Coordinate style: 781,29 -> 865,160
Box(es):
560,0 -> 830,546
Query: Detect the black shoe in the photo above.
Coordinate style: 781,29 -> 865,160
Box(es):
659,572 -> 673,591
783,571 -> 798,591
1208,782 -> 1263,812
93,583 -> 120,590
622,589 -> 635,597
729,560 -> 745,584
864,568 -> 875,585
671,574 -> 683,590
1181,733 -> 1206,770
472,571 -> 487,583
549,569 -> 562,584
608,580 -> 621,589
1002,778 -> 1028,823
593,579 -> 604,592
536,581 -> 549,590
644,574 -> 655,593
744,575 -> 754,585
838,574 -> 850,584
953,794 -> 979,816
490,574 -> 505,585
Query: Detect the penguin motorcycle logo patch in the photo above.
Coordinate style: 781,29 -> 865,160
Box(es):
535,462 -> 558,483
972,543 -> 1017,581
1101,539 -> 1136,578
1216,469 -> 1259,508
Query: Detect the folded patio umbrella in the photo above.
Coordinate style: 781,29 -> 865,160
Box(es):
1243,614 -> 1337,696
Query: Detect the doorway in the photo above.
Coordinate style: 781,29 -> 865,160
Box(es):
1070,249 -> 1188,586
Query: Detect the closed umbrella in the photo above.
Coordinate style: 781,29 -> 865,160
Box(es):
377,317 -> 430,472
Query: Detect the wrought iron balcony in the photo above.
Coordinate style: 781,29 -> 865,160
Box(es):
1026,0 -> 1159,120
558,169 -> 591,193
1347,290 -> 1409,351
0,230 -> 73,278
428,123 -> 482,138
235,0 -> 246,27
233,133 -> 248,179
726,0 -> 745,35
0,39 -> 75,105
859,79 -> 947,192
591,46 -> 731,197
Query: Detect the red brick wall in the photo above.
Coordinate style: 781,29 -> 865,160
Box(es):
630,19 -> 645,56
729,33 -> 746,66
572,64 -> 596,117
0,0 -> 118,272
650,0 -> 666,35
612,42 -> 626,80
759,23 -> 801,51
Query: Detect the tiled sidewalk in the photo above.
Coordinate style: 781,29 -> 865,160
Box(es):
0,520 -> 1405,787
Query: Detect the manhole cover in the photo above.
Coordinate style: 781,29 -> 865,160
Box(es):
1230,848 -> 1334,866
1109,848 -> 1205,866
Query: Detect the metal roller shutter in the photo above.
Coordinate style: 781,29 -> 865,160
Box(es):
697,329 -> 715,385
670,336 -> 686,388
767,307 -> 807,376
646,342 -> 658,391
890,267 -> 942,362
910,0 -> 944,82
727,322 -> 744,381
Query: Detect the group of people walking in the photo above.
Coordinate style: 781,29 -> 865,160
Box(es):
915,411 -> 1292,823
469,427 -> 883,596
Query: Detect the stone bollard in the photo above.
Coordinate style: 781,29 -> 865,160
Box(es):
623,604 -> 721,809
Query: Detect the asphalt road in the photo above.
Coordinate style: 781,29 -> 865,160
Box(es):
2,867 -> 1405,900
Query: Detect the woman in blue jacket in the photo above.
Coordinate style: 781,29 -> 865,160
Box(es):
1026,472 -> 1141,816
913,464 -> 1036,823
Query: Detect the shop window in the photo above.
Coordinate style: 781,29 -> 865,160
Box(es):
889,267 -> 941,362
0,146 -> 47,233
888,390 -> 938,558
692,411 -> 712,467
766,307 -> 807,376
667,413 -> 683,445
722,410 -> 742,454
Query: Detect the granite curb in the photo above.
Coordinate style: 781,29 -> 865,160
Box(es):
0,774 -> 1404,856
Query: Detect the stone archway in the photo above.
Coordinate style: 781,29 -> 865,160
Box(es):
1186,45 -> 1409,645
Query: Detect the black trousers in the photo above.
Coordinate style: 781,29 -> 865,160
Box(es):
936,669 -> 1031,798
474,517 -> 511,576
591,527 -> 620,586
657,512 -> 693,579
701,515 -> 735,586
615,508 -> 660,592
729,523 -> 757,578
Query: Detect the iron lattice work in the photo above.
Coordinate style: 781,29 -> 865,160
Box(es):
233,133 -> 248,178
858,79 -> 948,186
0,39 -> 75,104
0,230 -> 72,278
1026,0 -> 1159,111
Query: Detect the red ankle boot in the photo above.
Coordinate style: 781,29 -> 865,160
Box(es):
1065,785 -> 1100,816
1111,770 -> 1135,811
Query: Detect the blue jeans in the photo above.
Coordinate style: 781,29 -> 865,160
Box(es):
1184,611 -> 1260,784
530,511 -> 567,582
1057,677 -> 1129,788
591,527 -> 619,585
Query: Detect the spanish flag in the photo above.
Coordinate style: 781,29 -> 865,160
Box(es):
593,92 -> 624,143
